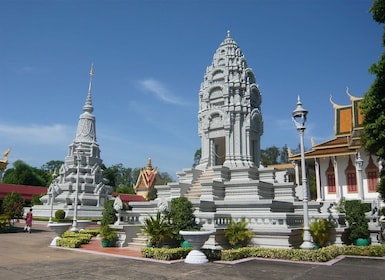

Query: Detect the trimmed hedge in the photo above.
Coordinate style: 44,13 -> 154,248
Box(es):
141,245 -> 385,262
141,247 -> 192,260
56,231 -> 93,248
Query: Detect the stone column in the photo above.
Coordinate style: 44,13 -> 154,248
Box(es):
333,156 -> 342,200
314,158 -> 322,201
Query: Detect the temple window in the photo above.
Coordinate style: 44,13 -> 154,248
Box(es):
366,156 -> 378,192
326,158 -> 336,194
345,157 -> 357,193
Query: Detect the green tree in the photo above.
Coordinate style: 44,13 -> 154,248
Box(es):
100,200 -> 117,226
167,197 -> 199,241
3,160 -> 49,186
279,145 -> 289,164
193,148 -> 201,167
2,192 -> 24,220
260,146 -> 280,166
155,172 -> 173,185
41,160 -> 64,173
116,185 -> 135,194
361,0 -> 385,200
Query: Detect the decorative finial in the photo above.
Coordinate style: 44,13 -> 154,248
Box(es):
147,158 -> 152,170
227,30 -> 231,38
83,64 -> 94,113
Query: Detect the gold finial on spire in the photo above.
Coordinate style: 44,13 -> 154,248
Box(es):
147,158 -> 152,170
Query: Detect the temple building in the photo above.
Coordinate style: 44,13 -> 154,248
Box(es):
34,65 -> 113,219
289,88 -> 381,204
134,158 -> 159,199
123,31 -> 337,250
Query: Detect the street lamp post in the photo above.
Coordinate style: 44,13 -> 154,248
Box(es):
48,172 -> 58,224
356,153 -> 364,201
70,149 -> 82,232
292,96 -> 313,250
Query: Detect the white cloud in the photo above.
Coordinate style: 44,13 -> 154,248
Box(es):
138,79 -> 185,105
0,123 -> 73,145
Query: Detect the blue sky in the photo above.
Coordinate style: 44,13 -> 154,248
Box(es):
0,0 -> 383,179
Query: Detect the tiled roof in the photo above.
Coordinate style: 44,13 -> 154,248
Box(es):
0,183 -> 47,200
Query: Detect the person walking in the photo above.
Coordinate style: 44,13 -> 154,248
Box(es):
24,208 -> 33,233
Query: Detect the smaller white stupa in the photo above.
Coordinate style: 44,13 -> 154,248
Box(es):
34,65 -> 113,219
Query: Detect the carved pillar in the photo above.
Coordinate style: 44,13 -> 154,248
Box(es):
314,158 -> 322,201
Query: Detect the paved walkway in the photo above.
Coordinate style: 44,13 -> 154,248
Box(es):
1,222 -> 385,279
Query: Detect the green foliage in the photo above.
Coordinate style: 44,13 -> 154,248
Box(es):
116,185 -> 135,194
193,148 -> 201,168
260,145 -> 290,166
141,247 -> 192,260
142,211 -> 174,247
100,200 -> 117,226
345,200 -> 370,241
99,225 -> 117,242
140,245 -> 385,262
80,229 -> 100,237
155,172 -> 174,185
310,219 -> 333,247
361,0 -> 385,200
220,245 -> 385,262
31,194 -> 43,206
3,160 -> 49,186
167,197 -> 199,241
54,209 -> 66,220
2,192 -> 24,220
40,160 -> 64,173
56,237 -> 83,248
224,217 -> 253,248
147,186 -> 157,201
0,214 -> 10,230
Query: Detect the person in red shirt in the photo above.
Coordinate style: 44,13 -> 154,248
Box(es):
24,208 -> 33,233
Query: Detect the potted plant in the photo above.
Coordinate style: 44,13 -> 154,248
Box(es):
309,219 -> 333,248
99,225 -> 117,247
345,200 -> 370,246
224,217 -> 253,248
142,211 -> 174,248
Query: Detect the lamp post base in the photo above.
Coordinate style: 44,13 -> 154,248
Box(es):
300,241 -> 314,250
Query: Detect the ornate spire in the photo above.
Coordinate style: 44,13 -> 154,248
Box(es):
75,64 -> 97,143
83,63 -> 94,114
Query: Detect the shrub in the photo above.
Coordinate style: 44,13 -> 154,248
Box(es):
100,200 -> 117,226
142,211 -> 173,247
2,192 -> 24,220
55,209 -> 66,220
167,197 -> 199,241
99,225 -> 117,242
224,217 -> 253,248
310,219 -> 333,247
345,200 -> 370,242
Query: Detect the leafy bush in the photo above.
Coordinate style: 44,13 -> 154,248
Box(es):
141,247 -> 192,260
2,192 -> 24,220
100,200 -> 117,226
99,225 -> 117,242
142,211 -> 174,247
167,197 -> 199,241
81,229 -> 100,237
224,217 -> 253,248
61,232 -> 92,244
345,200 -> 370,241
56,237 -> 83,248
55,209 -> 66,220
220,245 -> 385,262
310,219 -> 333,247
